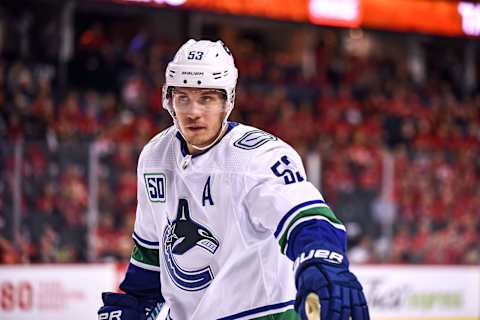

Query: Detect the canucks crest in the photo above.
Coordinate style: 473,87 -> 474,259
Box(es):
163,199 -> 219,291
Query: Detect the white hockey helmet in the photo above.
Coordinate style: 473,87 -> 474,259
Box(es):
162,39 -> 238,118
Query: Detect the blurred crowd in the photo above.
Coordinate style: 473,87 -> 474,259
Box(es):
0,16 -> 479,265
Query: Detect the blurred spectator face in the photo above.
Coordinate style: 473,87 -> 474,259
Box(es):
172,87 -> 228,149
122,77 -> 147,108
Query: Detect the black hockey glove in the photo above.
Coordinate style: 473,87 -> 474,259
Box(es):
98,292 -> 163,320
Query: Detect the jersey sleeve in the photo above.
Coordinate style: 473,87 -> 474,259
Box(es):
242,144 -> 347,260
119,147 -> 163,300
129,147 -> 161,272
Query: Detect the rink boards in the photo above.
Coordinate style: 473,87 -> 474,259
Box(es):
0,264 -> 478,320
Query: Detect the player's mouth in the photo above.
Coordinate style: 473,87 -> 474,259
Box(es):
185,126 -> 206,133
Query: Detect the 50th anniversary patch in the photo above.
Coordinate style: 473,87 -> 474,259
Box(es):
144,173 -> 166,202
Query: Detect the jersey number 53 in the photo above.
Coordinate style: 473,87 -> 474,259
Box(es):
270,155 -> 305,185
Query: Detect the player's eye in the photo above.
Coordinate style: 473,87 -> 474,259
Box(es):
198,95 -> 214,104
176,95 -> 189,104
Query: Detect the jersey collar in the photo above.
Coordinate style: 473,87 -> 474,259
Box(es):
176,121 -> 239,158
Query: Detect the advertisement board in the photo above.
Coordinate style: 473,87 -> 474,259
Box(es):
1,264 -> 479,319
352,265 -> 480,320
308,0 -> 362,28
107,0 -> 480,37
0,264 -> 117,320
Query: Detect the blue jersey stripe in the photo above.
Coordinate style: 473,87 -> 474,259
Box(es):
217,300 -> 295,320
274,199 -> 326,238
133,231 -> 160,246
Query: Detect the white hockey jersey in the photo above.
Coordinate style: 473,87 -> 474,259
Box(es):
131,123 -> 332,320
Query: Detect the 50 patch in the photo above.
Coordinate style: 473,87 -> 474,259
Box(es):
144,173 -> 166,202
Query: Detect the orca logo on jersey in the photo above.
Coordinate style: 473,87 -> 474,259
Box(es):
163,199 -> 219,291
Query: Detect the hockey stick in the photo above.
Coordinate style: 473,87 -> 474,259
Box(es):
305,292 -> 320,320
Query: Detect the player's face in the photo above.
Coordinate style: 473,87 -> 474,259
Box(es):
172,87 -> 228,150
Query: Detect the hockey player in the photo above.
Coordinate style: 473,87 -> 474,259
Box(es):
98,39 -> 369,320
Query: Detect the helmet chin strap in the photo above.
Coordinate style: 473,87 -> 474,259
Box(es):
188,121 -> 227,151
173,105 -> 233,153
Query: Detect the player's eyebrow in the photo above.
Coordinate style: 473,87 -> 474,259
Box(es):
174,88 -> 223,96
199,90 -> 223,96
173,88 -> 189,95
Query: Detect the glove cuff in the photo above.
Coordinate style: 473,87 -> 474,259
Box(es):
293,246 -> 349,285
294,247 -> 346,270
100,292 -> 164,318
102,292 -> 140,309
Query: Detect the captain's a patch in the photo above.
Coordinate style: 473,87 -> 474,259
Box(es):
144,173 -> 166,202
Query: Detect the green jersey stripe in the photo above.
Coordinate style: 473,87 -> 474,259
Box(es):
278,206 -> 344,253
253,308 -> 299,320
130,257 -> 161,272
131,239 -> 160,267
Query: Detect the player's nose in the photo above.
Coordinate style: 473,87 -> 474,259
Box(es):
186,101 -> 204,117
